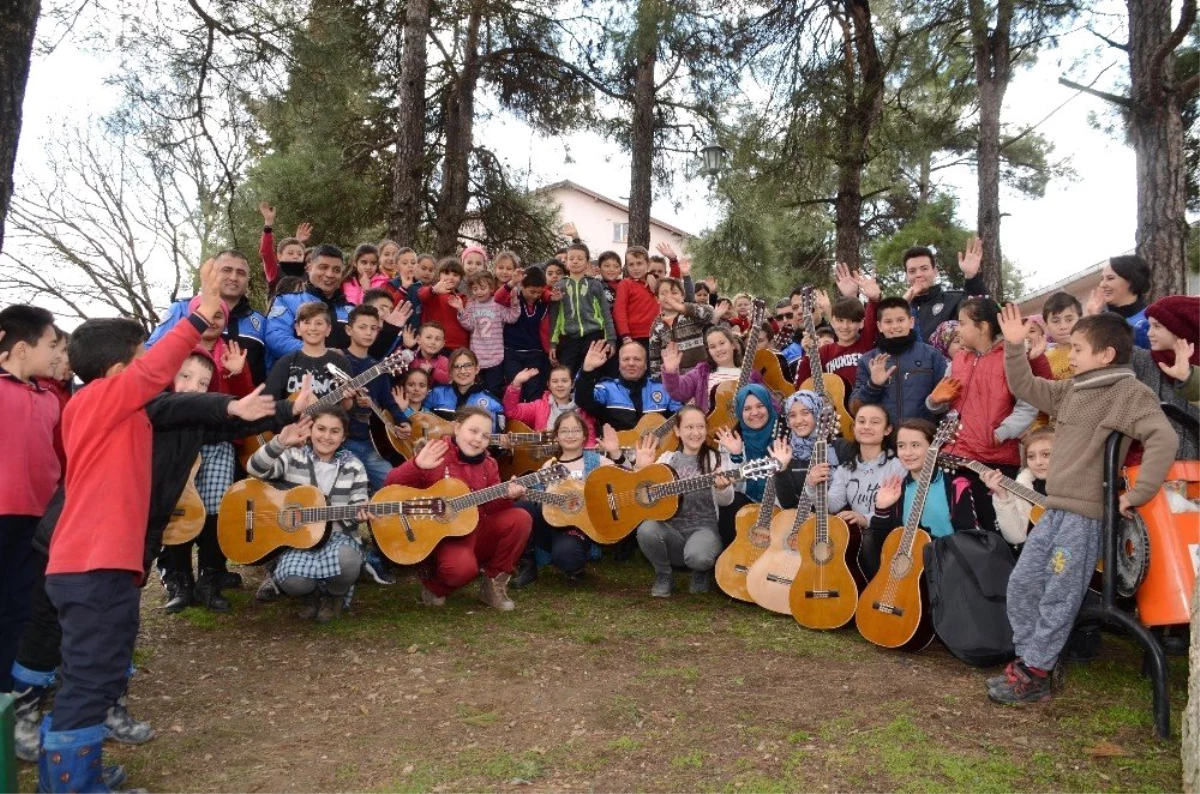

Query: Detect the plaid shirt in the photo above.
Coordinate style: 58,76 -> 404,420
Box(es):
196,442 -> 236,514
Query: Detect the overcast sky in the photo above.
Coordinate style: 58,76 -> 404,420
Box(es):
7,1 -> 1162,316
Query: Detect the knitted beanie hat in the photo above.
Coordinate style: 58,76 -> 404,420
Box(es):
1145,296 -> 1199,365
460,245 -> 488,264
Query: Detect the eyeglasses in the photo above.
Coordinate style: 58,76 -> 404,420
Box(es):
557,427 -> 584,436
452,362 -> 476,371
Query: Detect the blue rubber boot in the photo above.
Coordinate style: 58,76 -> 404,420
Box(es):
37,719 -> 129,793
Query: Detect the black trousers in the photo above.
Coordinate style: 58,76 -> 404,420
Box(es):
503,348 -> 551,402
518,502 -> 588,574
15,549 -> 60,677
718,492 -> 754,549
556,331 -> 618,379
958,463 -> 1019,535
0,514 -> 40,692
46,570 -> 140,731
161,515 -> 225,575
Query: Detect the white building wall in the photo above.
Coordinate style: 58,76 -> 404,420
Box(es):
548,186 -> 689,259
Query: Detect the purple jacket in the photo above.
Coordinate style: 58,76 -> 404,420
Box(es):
662,363 -> 763,413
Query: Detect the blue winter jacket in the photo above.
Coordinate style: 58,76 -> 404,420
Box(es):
850,338 -> 947,423
425,384 -> 505,431
148,296 -> 267,383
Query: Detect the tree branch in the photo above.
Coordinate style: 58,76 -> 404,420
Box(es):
1057,76 -> 1130,108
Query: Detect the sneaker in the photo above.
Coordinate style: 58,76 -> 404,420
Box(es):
987,661 -> 1052,705
986,660 -> 1019,694
650,573 -> 674,598
218,570 -> 244,590
363,553 -> 397,586
12,684 -> 45,762
478,573 -> 515,611
510,556 -> 538,589
298,594 -> 319,620
316,594 -> 344,624
105,697 -> 155,745
420,584 -> 446,607
256,576 -> 281,602
689,569 -> 714,594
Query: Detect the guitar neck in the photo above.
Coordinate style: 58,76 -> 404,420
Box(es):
733,302 -> 767,391
309,361 -> 387,415
650,468 -> 740,500
293,498 -> 438,524
812,440 -> 829,542
961,459 -> 1046,507
754,469 -> 779,531
897,449 -> 940,552
522,489 -> 572,508
447,470 -> 557,511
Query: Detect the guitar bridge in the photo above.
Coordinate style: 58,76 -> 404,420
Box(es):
605,483 -> 618,522
805,590 -> 840,599
733,565 -> 748,574
765,573 -> 793,586
245,499 -> 254,543
871,601 -> 903,616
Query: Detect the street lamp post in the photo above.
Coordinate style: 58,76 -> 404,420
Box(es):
699,144 -> 727,177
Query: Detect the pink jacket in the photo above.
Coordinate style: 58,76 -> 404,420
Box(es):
343,273 -> 390,305
502,385 -> 597,446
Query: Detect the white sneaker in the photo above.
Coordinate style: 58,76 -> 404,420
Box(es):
478,573 -> 515,612
419,584 -> 445,607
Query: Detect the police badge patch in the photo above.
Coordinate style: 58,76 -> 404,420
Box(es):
268,303 -> 288,319
249,315 -> 262,331
932,302 -> 944,315
652,391 -> 663,404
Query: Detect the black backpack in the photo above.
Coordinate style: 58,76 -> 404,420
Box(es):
923,530 -> 1017,667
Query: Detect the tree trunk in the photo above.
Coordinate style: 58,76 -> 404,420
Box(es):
1186,574 -> 1199,793
969,0 -> 1011,300
1126,0 -> 1191,300
433,3 -> 482,256
0,0 -> 40,255
389,0 -> 430,245
831,0 -> 884,271
627,0 -> 659,250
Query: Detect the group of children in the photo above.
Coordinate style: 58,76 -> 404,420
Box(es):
2,215 -> 1198,791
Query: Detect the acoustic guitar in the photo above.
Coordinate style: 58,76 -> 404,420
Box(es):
239,349 -> 409,468
796,288 -> 854,441
753,348 -> 796,401
584,457 -> 780,544
855,411 -> 960,651
498,419 -> 560,480
326,361 -> 408,467
715,419 -> 785,602
708,299 -> 767,444
405,412 -> 551,457
789,411 -> 860,630
162,456 -> 206,546
371,465 -> 570,565
520,478 -> 600,542
612,412 -> 681,457
939,454 -> 1046,524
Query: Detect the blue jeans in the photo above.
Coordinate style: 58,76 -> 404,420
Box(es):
342,438 -> 394,494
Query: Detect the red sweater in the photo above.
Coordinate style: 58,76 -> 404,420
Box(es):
417,286 -> 470,351
614,277 -> 659,339
0,373 -> 62,516
794,301 -> 878,389
47,315 -> 204,577
385,444 -> 513,517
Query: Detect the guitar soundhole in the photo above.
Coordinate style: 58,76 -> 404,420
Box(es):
563,494 -> 583,513
749,529 -> 771,548
279,504 -> 305,532
785,532 -> 799,552
634,483 -> 656,508
810,540 -> 832,565
889,553 -> 912,578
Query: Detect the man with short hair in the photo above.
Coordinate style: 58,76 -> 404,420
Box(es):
264,243 -> 354,367
903,237 -> 986,342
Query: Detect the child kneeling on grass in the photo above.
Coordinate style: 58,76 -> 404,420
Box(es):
985,306 -> 1177,705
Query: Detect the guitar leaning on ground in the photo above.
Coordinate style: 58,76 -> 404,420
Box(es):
855,411 -> 960,651
715,420 -> 786,603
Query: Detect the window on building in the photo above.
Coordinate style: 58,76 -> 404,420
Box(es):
612,222 -> 628,243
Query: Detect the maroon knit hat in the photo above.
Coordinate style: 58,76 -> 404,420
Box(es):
1145,295 -> 1199,365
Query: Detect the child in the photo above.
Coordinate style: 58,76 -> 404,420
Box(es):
377,239 -> 402,279
415,253 -> 437,285
850,296 -> 947,423
496,267 -> 553,402
341,305 -> 410,491
0,305 -> 63,693
186,295 -> 254,397
866,419 -> 979,575
417,258 -> 470,351
796,295 -> 878,392
613,245 -> 658,350
264,302 -> 352,401
395,367 -> 432,420
410,321 -> 451,386
694,281 -> 712,307
504,365 -> 596,445
633,405 -> 735,597
37,261 -> 222,791
453,271 -> 519,397
247,408 -> 370,622
1134,295 -> 1200,460
493,250 -> 521,286
544,260 -> 566,290
385,407 -> 532,609
773,390 -> 840,511
343,244 -> 388,305
598,250 -> 623,311
985,426 -> 1054,547
1042,291 -> 1082,381
648,277 -> 716,377
513,411 -> 613,587
929,320 -> 962,361
986,305 -> 1177,705
728,293 -> 752,335
549,242 -> 617,376
257,201 -> 311,293
662,329 -> 763,413
425,348 -> 505,430
461,245 -> 489,278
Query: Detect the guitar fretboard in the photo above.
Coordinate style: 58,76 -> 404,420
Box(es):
957,458 -> 1046,507
812,439 -> 829,544
446,468 -> 565,511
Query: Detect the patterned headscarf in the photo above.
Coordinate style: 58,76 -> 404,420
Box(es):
929,320 -> 960,360
782,390 -> 841,468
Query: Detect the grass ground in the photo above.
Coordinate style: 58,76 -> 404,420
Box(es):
16,558 -> 1189,792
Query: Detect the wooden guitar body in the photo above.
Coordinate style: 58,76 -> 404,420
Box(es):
855,526 -> 935,650
162,457 -> 206,546
744,509 -> 803,615
498,419 -> 558,480
788,514 -> 859,630
716,501 -> 779,603
535,479 -> 597,540
753,348 -> 795,399
614,413 -> 679,455
799,374 -> 853,440
217,480 -> 329,565
371,478 -> 478,565
369,413 -> 408,466
583,463 -> 680,544
239,432 -> 272,471
707,381 -> 740,445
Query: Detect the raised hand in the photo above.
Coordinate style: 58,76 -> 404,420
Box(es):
258,202 -> 276,226
561,221 -> 578,239
712,300 -> 729,323
998,303 -> 1029,346
655,241 -> 678,260
221,340 -> 247,377
1157,338 -> 1195,381
768,438 -> 792,470
661,340 -> 683,374
292,374 -> 316,415
958,236 -> 983,279
868,354 -> 896,386
814,289 -> 832,321
929,377 -> 962,405
1084,287 -> 1105,316
600,424 -> 622,458
196,258 -> 222,322
703,276 -> 718,292
875,475 -> 904,510
582,340 -> 610,373
1027,332 -> 1048,361
227,383 -> 275,421
513,367 -> 539,387
385,300 -> 413,328
278,415 -> 313,448
855,272 -> 882,302
447,294 -> 465,312
715,426 -> 743,455
633,432 -> 658,469
834,262 -> 859,298
414,437 -> 449,470
678,257 -> 692,278
295,222 -> 313,245
391,384 -> 407,407
659,290 -> 686,314
401,325 -> 418,349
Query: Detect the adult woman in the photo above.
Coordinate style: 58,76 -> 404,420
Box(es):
1086,255 -> 1152,349
661,328 -> 763,413
713,384 -> 778,547
425,348 -> 504,430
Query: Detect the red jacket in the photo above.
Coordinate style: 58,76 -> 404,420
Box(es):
0,373 -> 62,516
614,277 -> 659,339
48,314 -> 204,577
385,444 -> 513,518
502,385 -> 596,445
416,286 -> 469,351
794,301 -> 878,389
944,342 -> 1052,466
